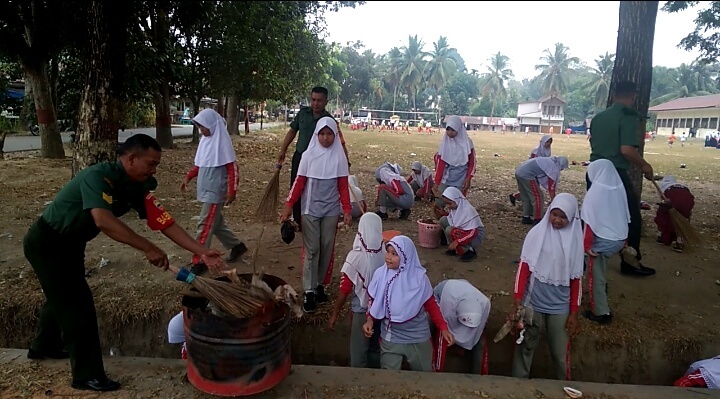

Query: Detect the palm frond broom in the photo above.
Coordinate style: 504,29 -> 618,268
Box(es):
651,180 -> 701,250
255,163 -> 283,222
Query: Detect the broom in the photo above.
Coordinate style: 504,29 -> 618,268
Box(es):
168,265 -> 265,318
255,163 -> 283,221
651,180 -> 701,250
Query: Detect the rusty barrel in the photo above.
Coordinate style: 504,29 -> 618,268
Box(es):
181,273 -> 291,397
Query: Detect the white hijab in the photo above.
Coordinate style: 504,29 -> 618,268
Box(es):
348,175 -> 364,202
297,117 -> 349,179
341,213 -> 385,309
530,135 -> 552,158
686,356 -> 720,389
659,175 -> 687,192
368,236 -> 433,323
379,167 -> 403,186
411,161 -> 432,188
192,109 -> 236,168
436,279 -> 490,351
439,116 -> 473,167
581,160 -> 630,241
442,186 -> 484,230
519,193 -> 584,287
536,156 -> 569,189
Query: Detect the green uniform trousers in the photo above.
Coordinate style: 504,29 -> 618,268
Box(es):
511,311 -> 570,381
24,218 -> 105,382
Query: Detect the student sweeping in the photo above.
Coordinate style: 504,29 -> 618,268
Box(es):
364,236 -> 455,371
375,166 -> 414,221
432,279 -> 491,375
511,193 -> 583,381
655,175 -> 695,253
515,156 -> 569,225
581,159 -> 629,325
407,161 -> 434,202
510,135 -> 553,206
328,213 -> 385,368
348,175 -> 367,219
439,187 -> 484,262
281,116 -> 352,313
182,108 -> 247,274
432,115 -> 476,219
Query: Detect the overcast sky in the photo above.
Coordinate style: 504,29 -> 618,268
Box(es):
323,1 -> 702,80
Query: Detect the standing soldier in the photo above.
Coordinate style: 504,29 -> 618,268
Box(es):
23,134 -> 224,392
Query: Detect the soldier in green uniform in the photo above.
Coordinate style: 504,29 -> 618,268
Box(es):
276,86 -> 351,226
23,134 -> 224,392
588,81 -> 656,279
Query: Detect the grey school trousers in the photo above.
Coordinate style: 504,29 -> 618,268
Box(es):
587,253 -> 611,316
516,175 -> 545,220
350,312 -> 380,368
380,339 -> 433,372
511,311 -> 570,380
195,202 -> 242,249
301,214 -> 337,292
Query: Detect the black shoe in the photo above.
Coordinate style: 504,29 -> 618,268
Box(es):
71,377 -> 121,392
440,234 -> 448,246
508,194 -> 516,207
303,292 -> 317,313
620,261 -> 655,276
225,243 -> 248,263
315,285 -> 328,304
189,262 -> 207,276
583,310 -> 613,325
376,211 -> 389,220
27,348 -> 70,360
460,251 -> 477,262
521,217 -> 534,225
399,209 -> 411,220
445,249 -> 457,256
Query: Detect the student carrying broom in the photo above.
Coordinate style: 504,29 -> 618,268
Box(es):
276,87 -> 351,230
281,116 -> 352,313
22,134 -> 224,392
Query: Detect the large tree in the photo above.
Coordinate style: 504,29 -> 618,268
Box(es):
608,0 -> 658,198
71,1 -> 130,174
664,1 -> 720,63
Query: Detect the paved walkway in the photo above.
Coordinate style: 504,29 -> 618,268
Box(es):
0,349 -> 715,398
2,122 -> 285,153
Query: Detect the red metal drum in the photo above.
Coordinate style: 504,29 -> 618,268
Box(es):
182,273 -> 291,397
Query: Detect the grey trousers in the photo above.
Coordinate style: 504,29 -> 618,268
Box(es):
377,186 -> 413,211
195,202 -> 242,250
439,216 -> 484,253
516,175 -> 545,220
301,215 -> 337,292
350,312 -> 380,368
511,311 -> 569,380
587,254 -> 611,316
380,339 -> 433,372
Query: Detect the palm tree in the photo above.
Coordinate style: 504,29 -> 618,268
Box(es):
399,35 -> 428,113
382,47 -> 403,113
481,52 -> 514,117
650,61 -> 719,105
425,36 -> 457,119
583,52 -> 614,110
535,43 -> 580,96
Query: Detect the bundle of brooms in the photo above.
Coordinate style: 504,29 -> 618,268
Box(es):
255,163 -> 283,222
651,180 -> 702,251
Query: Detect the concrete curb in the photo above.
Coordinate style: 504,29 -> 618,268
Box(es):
1,349 -> 716,398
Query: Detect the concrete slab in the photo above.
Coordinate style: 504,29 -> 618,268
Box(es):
1,349 -> 717,399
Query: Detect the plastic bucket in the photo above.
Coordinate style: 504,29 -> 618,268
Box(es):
382,230 -> 402,243
417,220 -> 442,249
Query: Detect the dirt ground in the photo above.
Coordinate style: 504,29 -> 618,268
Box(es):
0,128 -> 719,392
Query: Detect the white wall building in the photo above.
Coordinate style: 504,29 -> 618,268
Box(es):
649,94 -> 720,137
516,94 -> 566,133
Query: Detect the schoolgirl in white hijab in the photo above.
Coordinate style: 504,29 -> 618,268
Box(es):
183,108 -> 245,270
440,187 -> 484,261
438,115 -> 473,167
433,115 -> 476,219
581,160 -> 629,323
409,161 -> 433,190
530,135 -> 553,159
511,193 -> 583,381
364,236 -> 454,371
376,166 -> 414,220
655,175 -> 694,250
281,116 -> 352,313
536,156 -> 569,193
433,279 -> 491,374
328,213 -> 385,368
674,355 -> 720,389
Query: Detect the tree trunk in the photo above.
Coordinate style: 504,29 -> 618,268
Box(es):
260,102 -> 264,130
243,101 -> 250,134
190,97 -> 201,144
0,131 -> 7,160
153,84 -> 174,148
49,57 -> 59,112
608,0 -> 658,199
226,95 -> 239,135
24,65 -> 65,159
217,94 -> 225,117
72,1 -> 129,175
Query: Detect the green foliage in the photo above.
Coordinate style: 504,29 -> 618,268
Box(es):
663,1 -> 720,63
